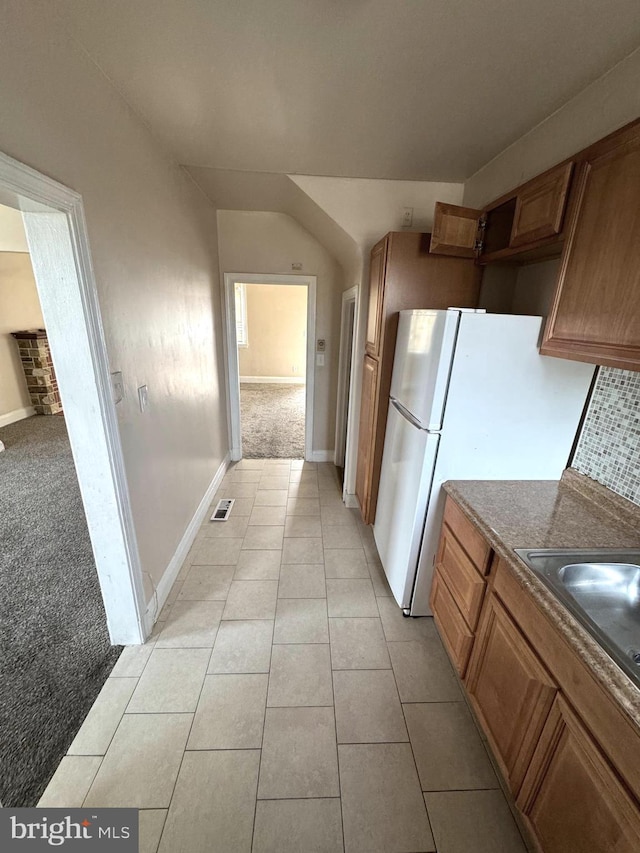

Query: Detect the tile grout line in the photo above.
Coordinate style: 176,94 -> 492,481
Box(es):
250,538 -> 277,850
153,605 -> 217,850
394,656 -> 438,852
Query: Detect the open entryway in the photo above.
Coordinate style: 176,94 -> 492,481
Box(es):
334,285 -> 358,491
224,273 -> 316,461
0,152 -> 145,805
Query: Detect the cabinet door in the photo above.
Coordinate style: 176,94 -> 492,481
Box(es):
365,236 -> 388,358
355,355 -> 378,521
466,592 -> 557,795
541,123 -> 640,370
510,161 -> 573,248
517,695 -> 640,853
430,202 -> 482,257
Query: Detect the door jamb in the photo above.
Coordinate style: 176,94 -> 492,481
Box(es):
223,273 -> 317,461
334,286 -> 358,473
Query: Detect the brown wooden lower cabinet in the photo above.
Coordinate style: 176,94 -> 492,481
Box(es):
465,591 -> 557,795
517,695 -> 640,853
430,497 -> 640,852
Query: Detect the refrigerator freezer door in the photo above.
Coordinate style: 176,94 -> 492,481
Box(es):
390,309 -> 459,430
409,312 -> 595,616
373,400 -> 440,609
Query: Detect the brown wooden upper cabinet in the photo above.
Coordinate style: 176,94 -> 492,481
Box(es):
430,161 -> 573,264
541,121 -> 640,371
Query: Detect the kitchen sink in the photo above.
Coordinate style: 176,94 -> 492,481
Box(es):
514,549 -> 640,689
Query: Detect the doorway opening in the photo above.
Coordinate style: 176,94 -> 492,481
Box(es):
0,151 -> 145,806
224,273 -> 317,461
334,286 -> 358,489
237,282 -> 307,458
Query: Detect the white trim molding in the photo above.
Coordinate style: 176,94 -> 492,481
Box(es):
343,281 -> 364,503
309,450 -> 334,463
223,273 -> 317,462
146,453 -> 230,634
335,286 -> 358,471
0,406 -> 36,428
0,149 -> 146,645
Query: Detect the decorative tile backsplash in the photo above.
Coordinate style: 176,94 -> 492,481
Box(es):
572,367 -> 640,506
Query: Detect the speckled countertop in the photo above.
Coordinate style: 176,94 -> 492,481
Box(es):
443,469 -> 640,727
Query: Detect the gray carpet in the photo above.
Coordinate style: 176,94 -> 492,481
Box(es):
240,383 -> 306,458
0,415 -> 121,807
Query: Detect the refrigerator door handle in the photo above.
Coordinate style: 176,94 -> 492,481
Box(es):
390,397 -> 425,431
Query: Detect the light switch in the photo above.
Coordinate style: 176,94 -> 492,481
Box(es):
316,354 -> 325,366
138,384 -> 149,412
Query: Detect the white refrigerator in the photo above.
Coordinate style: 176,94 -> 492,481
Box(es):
373,309 -> 595,616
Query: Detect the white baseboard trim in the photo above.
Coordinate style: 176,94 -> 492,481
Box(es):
309,450 -> 334,463
343,492 -> 359,509
144,452 -> 230,635
240,376 -> 305,385
0,406 -> 36,428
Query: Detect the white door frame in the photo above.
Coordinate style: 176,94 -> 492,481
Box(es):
334,286 -> 358,472
0,151 -> 146,645
223,273 -> 316,461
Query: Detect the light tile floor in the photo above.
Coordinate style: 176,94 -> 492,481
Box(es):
39,459 -> 529,853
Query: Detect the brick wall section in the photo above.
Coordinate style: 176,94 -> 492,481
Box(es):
11,329 -> 63,415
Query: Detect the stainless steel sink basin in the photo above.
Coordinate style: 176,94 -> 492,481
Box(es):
514,549 -> 640,688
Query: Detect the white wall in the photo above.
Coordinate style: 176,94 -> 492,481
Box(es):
0,204 -> 29,252
463,47 -> 640,207
291,176 -> 464,257
238,284 -> 307,379
217,210 -> 343,456
0,4 -> 228,599
0,252 -> 44,419
290,176 -> 465,494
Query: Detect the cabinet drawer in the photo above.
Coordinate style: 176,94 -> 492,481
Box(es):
437,524 -> 486,630
443,497 -> 491,573
430,566 -> 474,677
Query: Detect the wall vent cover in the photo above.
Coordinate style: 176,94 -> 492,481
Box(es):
211,499 -> 234,521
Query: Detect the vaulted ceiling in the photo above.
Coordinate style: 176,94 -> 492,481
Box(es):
55,0 -> 640,182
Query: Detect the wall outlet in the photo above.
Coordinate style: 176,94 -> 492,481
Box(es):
401,207 -> 413,228
291,262 -> 303,271
138,384 -> 149,412
111,371 -> 124,404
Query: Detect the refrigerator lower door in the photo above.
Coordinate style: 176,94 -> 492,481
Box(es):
373,400 -> 440,609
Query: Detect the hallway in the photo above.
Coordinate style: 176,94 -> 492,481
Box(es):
38,459 -> 527,852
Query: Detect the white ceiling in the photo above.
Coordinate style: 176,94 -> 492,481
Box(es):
55,0 -> 640,181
